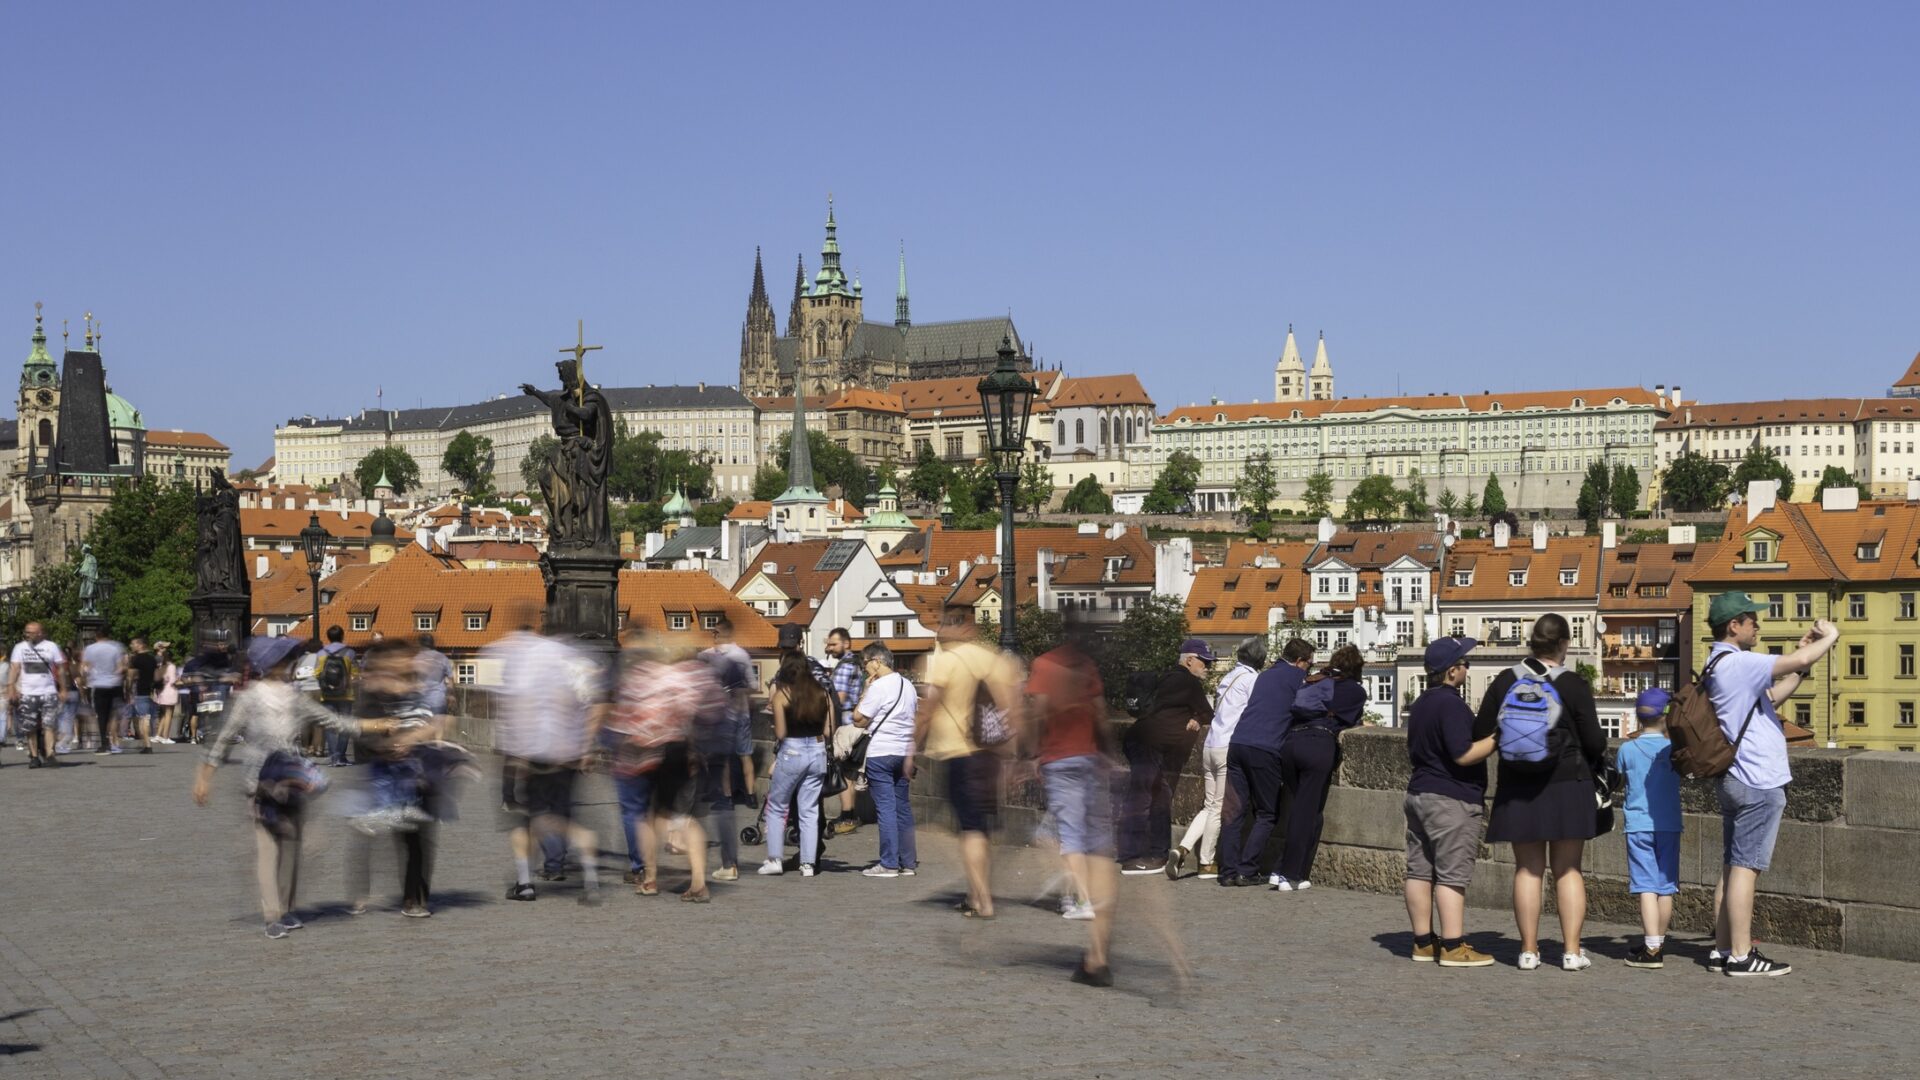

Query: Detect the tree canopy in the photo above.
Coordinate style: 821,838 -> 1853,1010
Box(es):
518,434 -> 557,494
1609,464 -> 1641,518
1400,468 -> 1430,519
441,429 -> 496,497
1018,460 -> 1054,517
1060,475 -> 1113,514
1481,473 -> 1508,516
1730,446 -> 1795,503
1303,470 -> 1334,519
906,443 -> 950,505
1142,450 -> 1201,513
1813,465 -> 1864,501
1345,474 -> 1400,520
1234,449 -> 1278,526
354,446 -> 420,496
767,429 -> 870,505
1660,451 -> 1729,512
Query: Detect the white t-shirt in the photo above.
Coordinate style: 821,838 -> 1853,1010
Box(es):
1205,663 -> 1259,749
1705,643 -> 1791,790
11,641 -> 65,697
82,640 -> 127,689
483,632 -> 599,764
856,672 -> 917,759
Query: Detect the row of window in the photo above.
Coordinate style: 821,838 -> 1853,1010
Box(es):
1754,591 -> 1917,620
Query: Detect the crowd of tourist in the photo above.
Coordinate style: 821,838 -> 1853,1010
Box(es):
4,584 -> 1832,983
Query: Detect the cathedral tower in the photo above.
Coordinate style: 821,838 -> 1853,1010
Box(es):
738,248 -> 779,396
797,198 -> 864,393
1309,332 -> 1334,401
1273,325 -> 1305,402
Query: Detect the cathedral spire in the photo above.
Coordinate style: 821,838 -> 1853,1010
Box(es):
1274,324 -> 1306,402
811,195 -> 853,297
773,386 -> 825,516
789,253 -> 806,335
749,245 -> 768,304
895,242 -> 911,330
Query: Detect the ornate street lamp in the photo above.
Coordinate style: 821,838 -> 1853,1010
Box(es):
299,511 -> 330,645
976,336 -> 1038,653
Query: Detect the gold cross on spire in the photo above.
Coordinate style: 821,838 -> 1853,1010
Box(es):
558,319 -> 602,404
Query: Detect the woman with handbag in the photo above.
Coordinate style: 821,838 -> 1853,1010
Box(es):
152,643 -> 180,743
757,653 -> 833,877
1476,614 -> 1608,972
849,643 -> 919,878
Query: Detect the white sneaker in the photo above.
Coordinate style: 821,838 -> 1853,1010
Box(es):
1060,894 -> 1079,915
1561,950 -> 1591,972
1063,902 -> 1097,922
861,865 -> 900,878
1293,880 -> 1311,891
1518,951 -> 1541,971
799,865 -> 815,877
899,868 -> 916,877
1271,877 -> 1294,892
756,859 -> 784,876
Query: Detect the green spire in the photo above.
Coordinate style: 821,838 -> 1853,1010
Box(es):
663,485 -> 693,517
375,469 -> 394,492
773,390 -> 825,506
810,195 -> 854,298
22,302 -> 55,385
895,243 -> 911,329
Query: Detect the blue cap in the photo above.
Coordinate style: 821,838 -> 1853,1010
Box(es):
1179,638 -> 1218,663
246,635 -> 304,675
1635,687 -> 1673,721
1423,636 -> 1476,675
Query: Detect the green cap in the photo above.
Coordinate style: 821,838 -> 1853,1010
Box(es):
1708,591 -> 1768,627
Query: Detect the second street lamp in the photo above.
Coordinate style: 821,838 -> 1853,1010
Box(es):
299,511 -> 330,645
976,336 -> 1038,654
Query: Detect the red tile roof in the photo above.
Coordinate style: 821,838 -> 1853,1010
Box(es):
1186,565 -> 1305,636
241,508 -> 414,543
1655,399 -> 1920,430
1162,387 -> 1663,426
1440,535 -> 1601,603
1051,374 -> 1154,409
144,429 -> 229,450
1893,351 -> 1920,390
895,371 -> 1063,420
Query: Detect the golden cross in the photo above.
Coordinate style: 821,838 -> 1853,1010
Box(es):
558,319 -> 602,404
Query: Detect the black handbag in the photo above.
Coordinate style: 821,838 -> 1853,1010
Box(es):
1593,762 -> 1624,836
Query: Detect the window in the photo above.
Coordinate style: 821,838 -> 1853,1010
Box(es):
466,614 -> 486,632
1902,593 -> 1916,620
1448,617 -> 1465,637
1747,538 -> 1772,563
1767,594 -> 1784,619
1560,569 -> 1577,586
1903,644 -> 1916,678
1848,594 -> 1867,619
668,613 -> 690,631
701,614 -> 721,630
1396,620 -> 1414,646
1858,541 -> 1882,561
1509,570 -> 1527,587
1314,630 -> 1330,650
1902,702 -> 1917,728
1847,701 -> 1866,726
350,615 -> 371,632
455,662 -> 477,686
864,620 -> 879,637
1454,571 -> 1472,587
415,615 -> 435,632
1795,594 -> 1813,619
1198,605 -> 1216,619
1795,702 -> 1811,727
1231,605 -> 1251,620
1610,584 -> 1629,598
1848,644 -> 1866,677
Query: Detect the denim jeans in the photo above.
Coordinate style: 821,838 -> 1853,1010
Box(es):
865,755 -> 917,870
765,739 -> 828,866
615,771 -> 653,873
702,756 -> 740,869
325,700 -> 354,765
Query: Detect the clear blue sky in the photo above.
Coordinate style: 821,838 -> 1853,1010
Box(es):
6,2 -> 1917,468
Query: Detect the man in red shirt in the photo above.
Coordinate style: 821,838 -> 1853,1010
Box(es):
1028,635 -> 1119,986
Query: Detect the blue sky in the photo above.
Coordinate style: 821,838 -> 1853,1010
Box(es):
6,2 -> 1916,467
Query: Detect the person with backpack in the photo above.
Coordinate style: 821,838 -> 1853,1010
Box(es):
1272,644 -> 1369,892
825,627 -> 866,835
1695,592 -> 1838,977
7,622 -> 68,768
1215,638 -> 1314,887
1169,636 -> 1266,880
1618,687 -> 1681,969
1476,614 -> 1607,972
1117,640 -> 1216,875
317,625 -> 358,767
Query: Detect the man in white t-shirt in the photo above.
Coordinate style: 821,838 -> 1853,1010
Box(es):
81,630 -> 129,755
1701,591 -> 1838,978
8,623 -> 68,767
852,643 -> 918,877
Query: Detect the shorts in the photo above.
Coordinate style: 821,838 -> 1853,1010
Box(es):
732,712 -> 753,757
499,758 -> 579,827
1626,831 -> 1681,895
946,752 -> 1001,834
13,694 -> 58,737
1718,774 -> 1787,872
1041,754 -> 1114,857
131,695 -> 156,720
1404,791 -> 1484,889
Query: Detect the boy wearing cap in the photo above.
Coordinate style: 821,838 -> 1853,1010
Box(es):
1701,591 -> 1838,977
1117,639 -> 1216,874
1403,635 -> 1497,967
1618,688 -> 1681,968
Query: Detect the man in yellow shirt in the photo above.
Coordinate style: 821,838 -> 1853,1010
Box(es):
922,608 -> 1022,919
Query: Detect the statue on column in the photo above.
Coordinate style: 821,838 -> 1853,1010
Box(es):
194,471 -> 246,595
522,356 -> 613,552
78,544 -> 100,616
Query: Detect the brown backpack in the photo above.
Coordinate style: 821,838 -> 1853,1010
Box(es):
1667,651 -> 1762,780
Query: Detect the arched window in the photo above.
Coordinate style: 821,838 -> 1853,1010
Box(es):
1075,419 -> 1085,444
1056,420 -> 1065,445
1126,416 -> 1135,443
37,419 -> 51,447
1100,417 -> 1109,447
814,325 -> 827,356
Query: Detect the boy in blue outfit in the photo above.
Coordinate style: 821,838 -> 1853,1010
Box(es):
1618,688 -> 1682,968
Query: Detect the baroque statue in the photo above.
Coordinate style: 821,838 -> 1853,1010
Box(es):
193,470 -> 247,595
522,354 -> 613,552
78,544 -> 100,617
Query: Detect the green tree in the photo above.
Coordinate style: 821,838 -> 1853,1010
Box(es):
1234,449 -> 1279,526
1018,459 -> 1054,517
1582,461 -> 1613,515
1060,475 -> 1113,514
1141,449 -> 1203,515
441,429 -> 495,496
1730,446 -> 1796,503
619,501 -> 666,538
981,602 -> 1066,658
1346,474 -> 1400,520
1576,477 -> 1603,526
948,461 -> 998,516
659,448 -> 715,501
1813,465 -> 1864,502
2,556 -> 81,649
1609,463 -> 1641,517
1094,594 -> 1189,706
518,434 -> 556,494
1401,468 -> 1430,518
1460,489 -> 1479,518
767,429 -> 869,505
1436,488 -> 1461,517
1482,473 -> 1508,516
1660,450 -> 1729,512
354,446 -> 420,496
693,498 -> 735,528
906,443 -> 951,505
91,476 -> 197,646
1303,470 -> 1334,519
874,454 -> 900,494
751,464 -> 787,501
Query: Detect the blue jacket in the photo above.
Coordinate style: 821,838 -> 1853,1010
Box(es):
1230,663 -> 1306,752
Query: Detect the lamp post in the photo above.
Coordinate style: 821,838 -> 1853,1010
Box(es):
976,336 -> 1038,654
299,511 -> 330,644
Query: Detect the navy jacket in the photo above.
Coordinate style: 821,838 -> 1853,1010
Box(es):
1230,663 -> 1307,753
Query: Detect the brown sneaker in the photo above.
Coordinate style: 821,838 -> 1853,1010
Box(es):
1438,943 -> 1495,968
832,817 -> 861,836
1411,941 -> 1438,963
1196,863 -> 1220,879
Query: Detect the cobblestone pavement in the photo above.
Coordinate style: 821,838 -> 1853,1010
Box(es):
3,746 -> 1919,1079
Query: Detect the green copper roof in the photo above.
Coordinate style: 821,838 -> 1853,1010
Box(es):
22,306 -> 55,378
662,488 -> 693,516
375,469 -> 394,490
773,386 -> 826,506
106,391 -> 144,431
809,200 -> 856,299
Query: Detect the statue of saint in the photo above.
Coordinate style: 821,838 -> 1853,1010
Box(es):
194,471 -> 246,595
522,358 -> 613,551
78,544 -> 100,616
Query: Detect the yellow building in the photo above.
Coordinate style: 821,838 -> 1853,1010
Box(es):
1689,485 -> 1920,751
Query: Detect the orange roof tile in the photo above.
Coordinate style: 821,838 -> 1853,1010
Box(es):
727,500 -> 772,521
734,540 -> 864,620
1440,535 -> 1601,603
825,388 -> 905,414
1654,399 -> 1920,430
1186,565 -> 1305,636
1598,542 -> 1710,613
1051,374 -> 1154,409
895,371 -> 1063,420
242,508 -> 414,543
144,429 -> 229,450
1691,504 -> 1844,585
1896,351 -> 1920,390
450,540 -> 542,564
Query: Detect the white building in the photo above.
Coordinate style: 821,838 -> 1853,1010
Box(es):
1654,396 -> 1920,501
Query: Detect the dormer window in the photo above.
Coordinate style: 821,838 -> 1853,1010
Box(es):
1510,570 -> 1528,587
1232,605 -> 1250,619
668,613 -> 690,631
1858,542 -> 1882,562
1198,605 -> 1217,619
1749,538 -> 1773,563
1559,569 -> 1578,586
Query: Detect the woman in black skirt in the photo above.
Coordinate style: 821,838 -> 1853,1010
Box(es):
1477,614 -> 1607,972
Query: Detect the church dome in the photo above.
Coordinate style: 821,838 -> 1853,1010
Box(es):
662,489 -> 694,517
106,391 -> 145,431
371,513 -> 396,539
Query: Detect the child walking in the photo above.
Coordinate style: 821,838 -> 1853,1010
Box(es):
1618,688 -> 1682,968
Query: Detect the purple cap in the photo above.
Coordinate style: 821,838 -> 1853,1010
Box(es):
1635,687 -> 1673,721
1179,638 -> 1218,663
1423,635 -> 1477,675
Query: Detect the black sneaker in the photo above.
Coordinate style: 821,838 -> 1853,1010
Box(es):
1070,964 -> 1114,988
1724,950 -> 1791,978
1624,946 -> 1665,969
1216,873 -> 1241,887
1231,874 -> 1263,886
506,883 -> 536,902
1706,950 -> 1725,973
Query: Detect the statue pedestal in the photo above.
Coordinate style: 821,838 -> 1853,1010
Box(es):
188,591 -> 250,652
75,612 -> 107,643
541,549 -> 623,673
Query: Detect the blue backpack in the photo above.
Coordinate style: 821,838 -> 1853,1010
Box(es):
1496,662 -> 1565,771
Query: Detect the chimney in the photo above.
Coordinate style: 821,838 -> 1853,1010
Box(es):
1671,386 -> 1682,408
1036,548 -> 1054,612
619,530 -> 636,553
1908,478 -> 1920,503
1668,524 -> 1697,544
1106,522 -> 1125,540
255,554 -> 269,579
1602,520 -> 1617,550
1532,520 -> 1548,552
1655,384 -> 1666,408
1745,479 -> 1780,524
719,518 -> 732,561
1821,485 -> 1860,513
1493,520 -> 1511,549
1317,516 -> 1336,543
642,531 -> 665,558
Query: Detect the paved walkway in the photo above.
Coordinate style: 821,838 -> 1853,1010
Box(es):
3,746 -> 1918,1079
